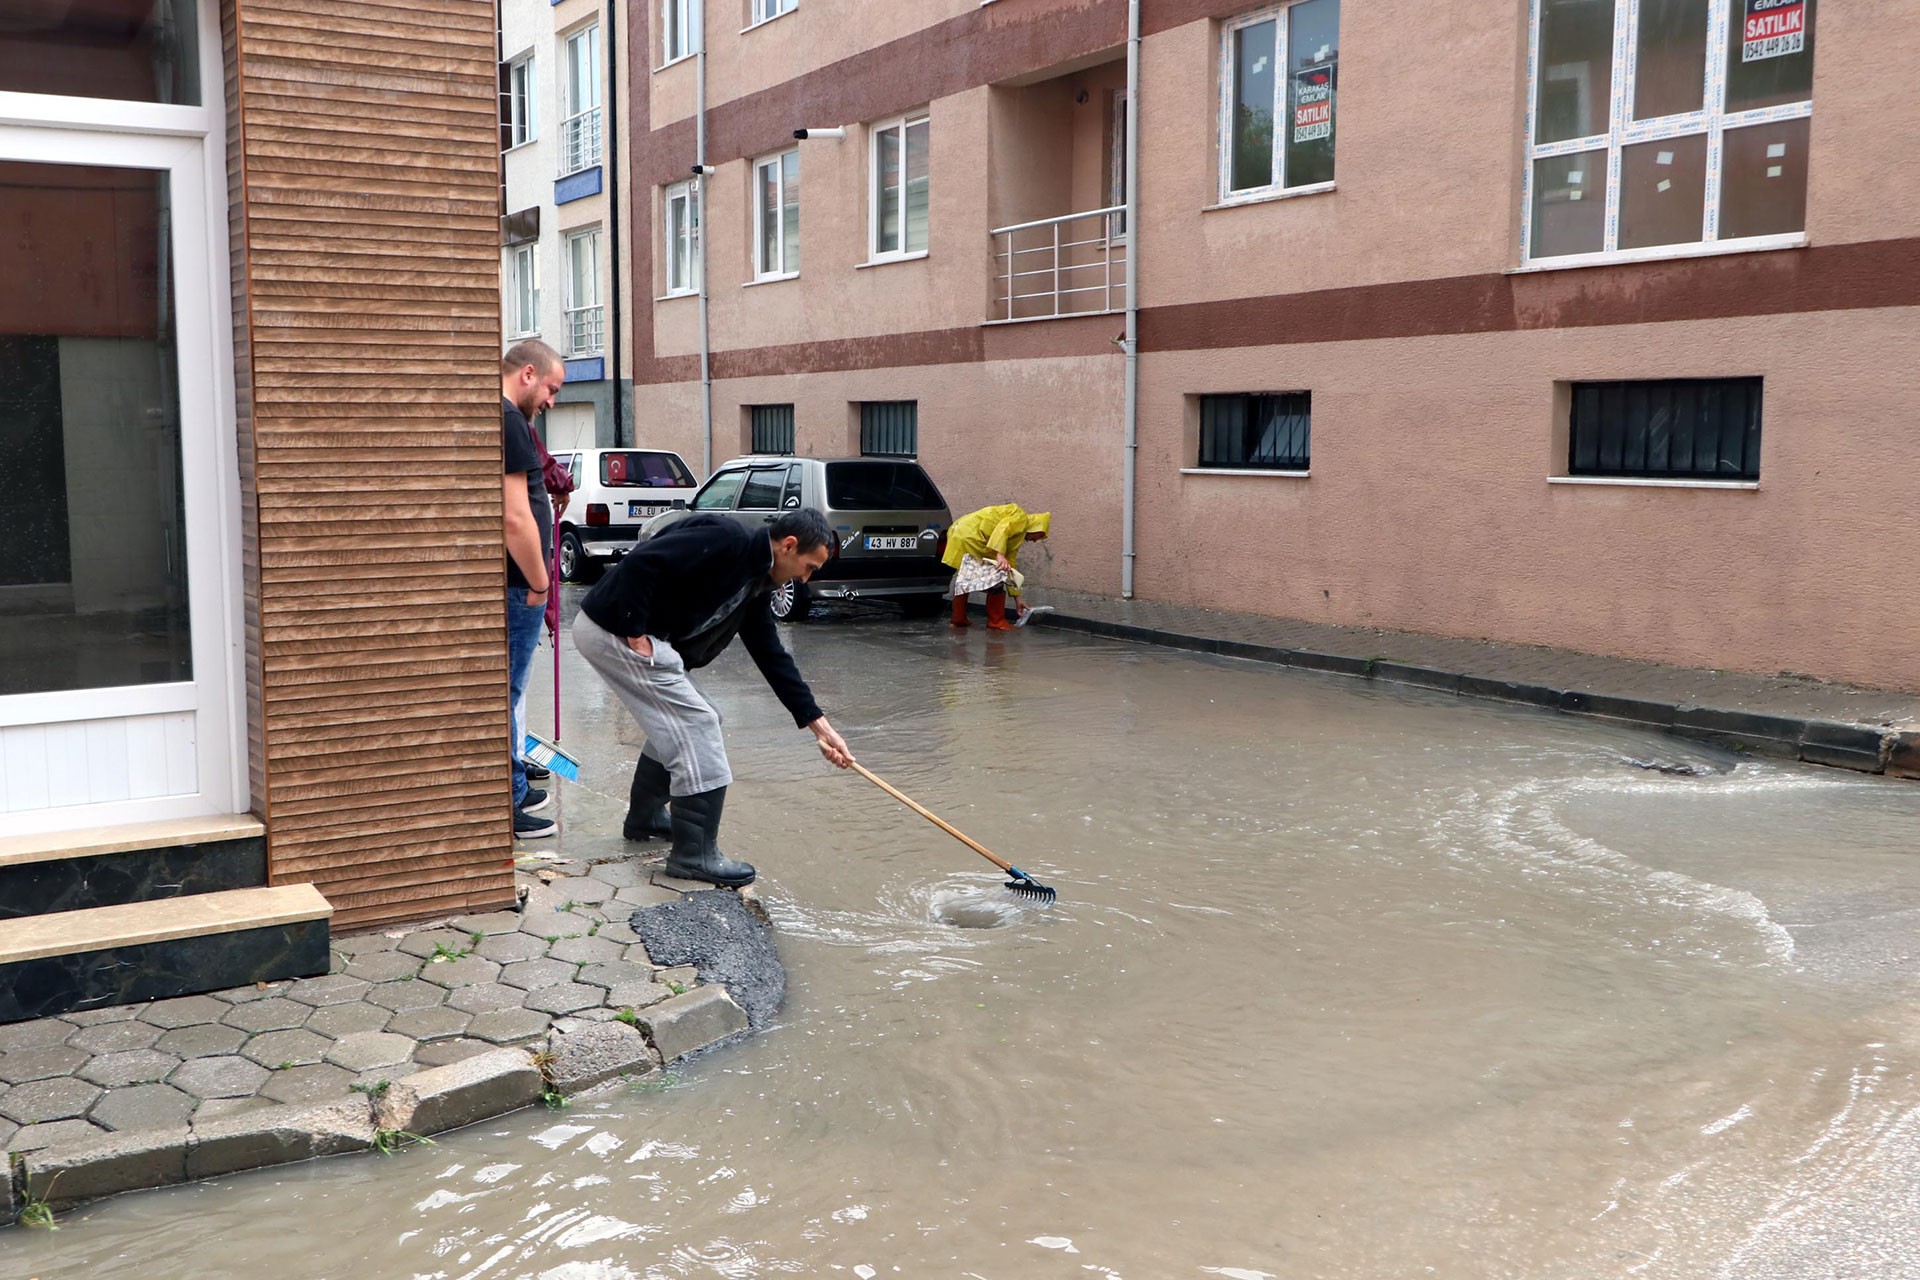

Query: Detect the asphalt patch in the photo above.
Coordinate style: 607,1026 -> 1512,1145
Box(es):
629,890 -> 785,1030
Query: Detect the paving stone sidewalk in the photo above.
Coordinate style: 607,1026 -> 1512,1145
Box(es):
0,850 -> 739,1165
1036,589 -> 1920,776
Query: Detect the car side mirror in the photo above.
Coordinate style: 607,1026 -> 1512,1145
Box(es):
671,498 -> 688,510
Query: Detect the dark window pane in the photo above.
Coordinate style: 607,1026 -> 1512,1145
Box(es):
1719,117 -> 1810,240
1618,133 -> 1708,250
1229,19 -> 1276,191
1634,0 -> 1710,119
1535,0 -> 1615,143
750,403 -> 795,455
693,470 -> 746,510
825,461 -> 946,510
1530,150 -> 1606,258
738,466 -> 789,510
600,450 -> 693,487
859,401 -> 918,458
1568,378 -> 1761,480
0,0 -> 200,104
1199,393 -> 1310,469
1283,0 -> 1339,187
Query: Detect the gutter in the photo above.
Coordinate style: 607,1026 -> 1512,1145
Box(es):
1120,0 -> 1141,598
696,38 -> 714,475
606,0 -> 627,447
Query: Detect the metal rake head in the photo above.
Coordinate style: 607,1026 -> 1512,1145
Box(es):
1003,867 -> 1057,905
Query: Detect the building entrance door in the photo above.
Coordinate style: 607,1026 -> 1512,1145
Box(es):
0,127 -> 242,834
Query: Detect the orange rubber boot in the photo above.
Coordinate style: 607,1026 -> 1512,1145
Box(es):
986,594 -> 1016,630
949,594 -> 971,627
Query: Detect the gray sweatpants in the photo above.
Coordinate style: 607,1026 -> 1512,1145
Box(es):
572,611 -> 732,796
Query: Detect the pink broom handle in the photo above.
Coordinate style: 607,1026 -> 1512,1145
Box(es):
551,529 -> 563,741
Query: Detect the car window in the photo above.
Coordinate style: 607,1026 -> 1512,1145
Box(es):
738,465 -> 790,511
601,450 -> 695,488
781,467 -> 805,509
824,461 -> 946,510
567,455 -> 582,486
693,470 -> 747,511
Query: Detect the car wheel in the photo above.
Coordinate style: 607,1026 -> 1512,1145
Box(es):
897,594 -> 946,620
770,579 -> 811,622
559,531 -> 600,584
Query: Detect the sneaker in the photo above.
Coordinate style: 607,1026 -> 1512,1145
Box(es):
521,787 -> 552,814
523,761 -> 551,781
514,809 -> 557,839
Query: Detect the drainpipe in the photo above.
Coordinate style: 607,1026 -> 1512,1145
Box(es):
696,31 -> 714,476
1120,0 -> 1141,599
606,0 -> 626,447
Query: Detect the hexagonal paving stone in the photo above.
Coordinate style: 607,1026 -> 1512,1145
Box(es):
447,982 -> 526,1015
325,1032 -> 414,1073
156,1022 -> 247,1058
285,974 -> 373,1008
7,1118 -> 101,1152
141,994 -> 232,1028
450,911 -> 523,937
517,909 -> 582,941
595,921 -> 644,946
331,931 -> 403,956
342,949 -> 422,983
0,1020 -> 73,1052
90,1083 -> 196,1132
304,1002 -> 392,1038
350,1062 -> 418,1091
259,1062 -> 355,1106
169,1055 -> 270,1099
476,931 -> 547,964
69,1018 -> 165,1055
364,979 -> 446,1013
545,876 -> 617,906
242,1028 -> 333,1069
605,981 -> 673,1011
396,928 -> 476,960
547,935 -> 623,965
498,958 -> 574,991
0,1044 -> 88,1084
80,1048 -> 184,1089
467,1008 -> 552,1045
220,997 -> 311,1034
522,983 -> 602,1016
583,860 -> 648,888
418,955 -> 501,989
1,1076 -> 102,1124
60,1004 -> 143,1027
412,1037 -> 497,1068
193,1095 -> 277,1123
575,961 -> 658,990
384,1006 -> 473,1042
209,983 -> 279,1004
613,883 -> 681,909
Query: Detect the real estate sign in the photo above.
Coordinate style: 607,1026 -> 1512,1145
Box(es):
1742,0 -> 1806,62
1292,64 -> 1333,143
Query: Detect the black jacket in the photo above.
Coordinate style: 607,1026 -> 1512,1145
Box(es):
579,514 -> 823,727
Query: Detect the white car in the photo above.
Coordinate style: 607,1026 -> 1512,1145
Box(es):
552,448 -> 698,581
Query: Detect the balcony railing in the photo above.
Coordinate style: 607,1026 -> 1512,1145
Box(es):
988,205 -> 1126,323
560,108 -> 603,176
567,304 -> 604,357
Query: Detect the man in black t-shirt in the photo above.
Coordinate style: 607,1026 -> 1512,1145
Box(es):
501,340 -> 566,837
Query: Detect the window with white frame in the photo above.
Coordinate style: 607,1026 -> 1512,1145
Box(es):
870,112 -> 930,260
1219,0 -> 1340,202
664,0 -> 701,63
1523,0 -> 1816,266
754,150 -> 800,279
509,244 -> 539,337
565,228 -> 604,356
751,0 -> 798,26
664,180 -> 701,296
502,53 -> 535,149
562,24 -> 602,175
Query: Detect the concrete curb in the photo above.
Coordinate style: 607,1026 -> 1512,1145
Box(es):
1037,611 -> 1916,779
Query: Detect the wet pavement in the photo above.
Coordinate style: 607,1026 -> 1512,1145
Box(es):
13,592 -> 1920,1278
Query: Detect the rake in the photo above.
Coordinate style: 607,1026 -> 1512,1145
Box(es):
850,761 -> 1057,904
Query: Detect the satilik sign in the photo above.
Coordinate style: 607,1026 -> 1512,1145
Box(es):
1292,64 -> 1334,143
1742,0 -> 1806,62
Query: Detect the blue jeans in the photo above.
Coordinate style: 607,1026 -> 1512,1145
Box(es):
506,586 -> 546,808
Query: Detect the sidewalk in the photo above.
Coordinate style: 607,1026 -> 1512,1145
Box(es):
1034,590 -> 1920,779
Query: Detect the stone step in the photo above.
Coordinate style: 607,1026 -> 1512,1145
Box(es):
0,884 -> 332,1024
0,815 -> 268,921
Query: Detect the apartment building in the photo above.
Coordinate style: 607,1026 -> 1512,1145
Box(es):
604,0 -> 1914,693
498,0 -> 638,452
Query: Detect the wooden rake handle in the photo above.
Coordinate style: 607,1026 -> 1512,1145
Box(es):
850,761 -> 1016,876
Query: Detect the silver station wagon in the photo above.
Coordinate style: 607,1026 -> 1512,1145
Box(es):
686,456 -> 952,620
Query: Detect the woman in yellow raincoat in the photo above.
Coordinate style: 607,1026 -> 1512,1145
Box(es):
941,503 -> 1051,630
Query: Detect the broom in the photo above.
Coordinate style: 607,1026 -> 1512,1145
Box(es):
523,528 -> 581,781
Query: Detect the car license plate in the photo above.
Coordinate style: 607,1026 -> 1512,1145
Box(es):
628,501 -> 665,519
865,535 -> 917,551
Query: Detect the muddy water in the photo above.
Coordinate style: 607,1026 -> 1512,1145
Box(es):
19,616 -> 1920,1279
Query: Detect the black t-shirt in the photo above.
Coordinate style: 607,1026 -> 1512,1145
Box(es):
503,397 -> 551,591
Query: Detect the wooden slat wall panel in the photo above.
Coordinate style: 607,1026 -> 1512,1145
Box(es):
230,0 -> 513,931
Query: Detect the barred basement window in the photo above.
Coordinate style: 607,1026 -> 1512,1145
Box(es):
751,404 -> 795,454
1568,377 -> 1761,480
859,401 -> 918,457
1198,393 -> 1311,469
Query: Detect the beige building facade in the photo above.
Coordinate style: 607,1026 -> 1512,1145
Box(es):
618,0 -> 1919,693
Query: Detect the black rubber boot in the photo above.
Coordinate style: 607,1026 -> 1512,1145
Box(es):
622,755 -> 673,841
664,787 -> 756,887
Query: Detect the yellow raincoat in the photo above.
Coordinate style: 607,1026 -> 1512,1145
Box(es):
941,504 -> 1052,595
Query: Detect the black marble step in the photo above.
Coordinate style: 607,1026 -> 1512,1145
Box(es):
0,885 -> 331,1023
0,818 -> 267,920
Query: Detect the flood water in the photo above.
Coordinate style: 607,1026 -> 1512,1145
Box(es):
17,611 -> 1920,1279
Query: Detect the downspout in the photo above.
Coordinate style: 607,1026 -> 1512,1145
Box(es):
696,30 -> 714,475
1121,0 -> 1141,598
606,0 -> 626,447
